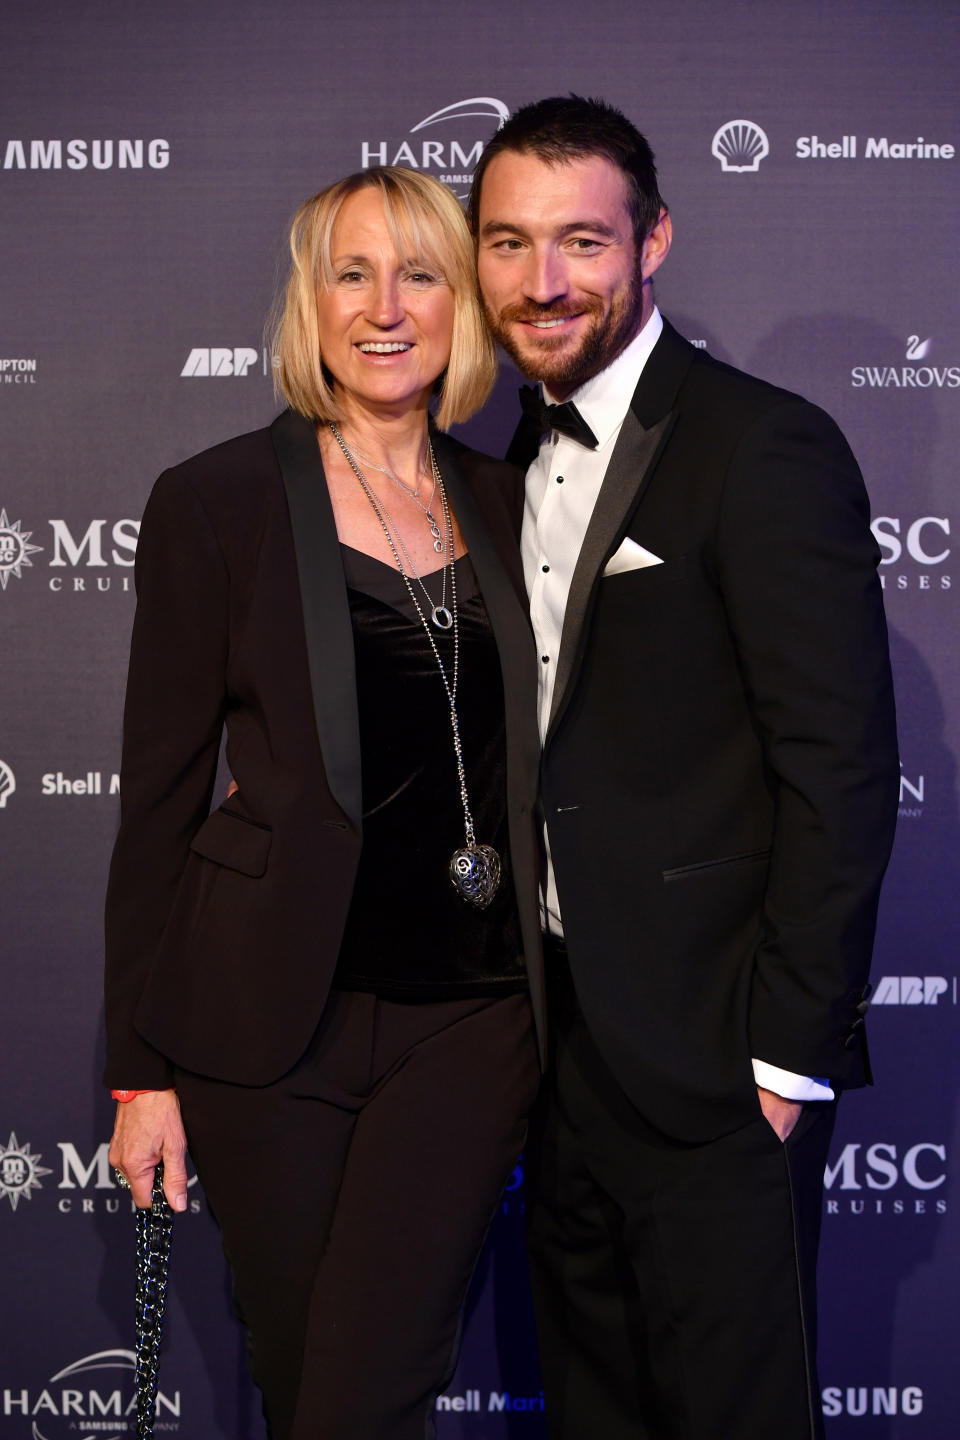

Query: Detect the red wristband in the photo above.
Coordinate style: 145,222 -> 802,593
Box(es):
111,1089 -> 157,1101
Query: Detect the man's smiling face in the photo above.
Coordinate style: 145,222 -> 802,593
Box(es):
476,150 -> 655,400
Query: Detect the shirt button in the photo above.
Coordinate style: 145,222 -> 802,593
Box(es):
556,475 -> 564,484
542,563 -> 550,573
541,655 -> 550,664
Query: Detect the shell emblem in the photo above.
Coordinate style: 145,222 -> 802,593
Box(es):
711,120 -> 770,172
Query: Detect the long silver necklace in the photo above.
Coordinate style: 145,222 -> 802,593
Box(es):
332,427 -> 453,630
329,422 -> 501,909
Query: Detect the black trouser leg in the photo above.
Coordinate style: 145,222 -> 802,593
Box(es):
526,990 -> 836,1440
178,991 -> 539,1440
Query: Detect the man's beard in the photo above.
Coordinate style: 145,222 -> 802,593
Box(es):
484,274 -> 645,391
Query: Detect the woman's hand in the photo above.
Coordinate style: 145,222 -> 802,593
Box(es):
108,1088 -> 189,1212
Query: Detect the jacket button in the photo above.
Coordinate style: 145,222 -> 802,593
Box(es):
855,1000 -> 870,1017
859,982 -> 873,1001
843,1033 -> 860,1050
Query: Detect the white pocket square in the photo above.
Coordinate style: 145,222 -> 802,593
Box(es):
602,536 -> 664,577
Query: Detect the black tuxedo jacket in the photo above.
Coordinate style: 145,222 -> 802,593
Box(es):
509,319 -> 899,1143
104,410 -> 545,1090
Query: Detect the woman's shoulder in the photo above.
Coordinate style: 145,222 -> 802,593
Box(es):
159,421 -> 282,498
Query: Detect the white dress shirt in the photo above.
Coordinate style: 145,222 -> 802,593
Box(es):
520,308 -> 832,1104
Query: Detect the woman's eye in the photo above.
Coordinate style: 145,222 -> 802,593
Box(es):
408,269 -> 440,284
338,269 -> 365,283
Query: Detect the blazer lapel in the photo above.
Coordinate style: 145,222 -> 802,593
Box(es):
433,433 -> 539,806
547,409 -> 674,734
546,321 -> 697,737
271,409 -> 362,834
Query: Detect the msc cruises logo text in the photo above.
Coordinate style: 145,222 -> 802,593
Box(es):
824,1140 -> 947,1217
871,514 -> 951,593
0,509 -> 138,597
361,96 -> 509,196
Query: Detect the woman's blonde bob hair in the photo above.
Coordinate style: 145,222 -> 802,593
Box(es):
270,167 -> 496,431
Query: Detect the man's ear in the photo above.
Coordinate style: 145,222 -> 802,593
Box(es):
641,210 -> 672,283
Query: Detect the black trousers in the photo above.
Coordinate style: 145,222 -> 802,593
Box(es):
526,957 -> 836,1440
176,990 -> 539,1440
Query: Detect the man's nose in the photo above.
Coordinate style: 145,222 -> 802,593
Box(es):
522,248 -> 568,305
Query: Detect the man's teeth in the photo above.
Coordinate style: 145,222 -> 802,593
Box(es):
358,342 -> 412,352
529,318 -> 572,328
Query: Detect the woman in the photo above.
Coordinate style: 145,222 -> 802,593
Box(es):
105,167 -> 544,1440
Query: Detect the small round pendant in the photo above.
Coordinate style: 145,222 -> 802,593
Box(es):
432,605 -> 453,629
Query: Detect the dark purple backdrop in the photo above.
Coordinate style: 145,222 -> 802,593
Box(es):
2,2 -> 957,1434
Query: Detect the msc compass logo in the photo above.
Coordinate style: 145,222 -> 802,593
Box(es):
361,96 -> 509,197
0,758 -> 15,807
0,508 -> 43,589
0,1133 -> 53,1210
711,120 -> 769,172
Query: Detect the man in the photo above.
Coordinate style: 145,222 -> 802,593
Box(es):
469,96 -> 898,1440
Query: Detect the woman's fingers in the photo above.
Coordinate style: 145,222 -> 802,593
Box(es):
109,1089 -> 189,1212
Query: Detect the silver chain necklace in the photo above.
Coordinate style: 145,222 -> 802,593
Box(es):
331,425 -> 453,630
347,438 -> 432,502
329,422 -> 501,909
345,437 -> 444,553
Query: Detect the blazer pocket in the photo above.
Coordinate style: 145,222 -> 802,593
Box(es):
189,807 -> 273,878
662,847 -> 771,882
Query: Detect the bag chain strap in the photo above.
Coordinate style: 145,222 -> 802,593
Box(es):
134,1159 -> 174,1438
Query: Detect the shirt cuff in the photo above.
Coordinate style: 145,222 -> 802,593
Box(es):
752,1059 -> 835,1102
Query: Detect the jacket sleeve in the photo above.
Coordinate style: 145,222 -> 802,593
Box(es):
715,398 -> 899,1083
103,469 -> 229,1088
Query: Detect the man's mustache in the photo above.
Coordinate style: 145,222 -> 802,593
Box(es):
496,299 -> 600,325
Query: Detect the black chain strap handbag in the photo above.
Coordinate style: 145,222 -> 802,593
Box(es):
133,1160 -> 174,1437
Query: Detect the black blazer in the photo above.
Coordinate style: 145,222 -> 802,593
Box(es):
509,320 -> 899,1143
104,410 -> 545,1090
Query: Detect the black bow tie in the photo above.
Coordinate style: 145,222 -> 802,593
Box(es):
519,385 -> 599,450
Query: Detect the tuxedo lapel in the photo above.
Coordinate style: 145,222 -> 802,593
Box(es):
271,409 -> 362,833
547,408 -> 674,734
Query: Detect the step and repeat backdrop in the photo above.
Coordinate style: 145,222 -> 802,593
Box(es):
2,1 -> 957,1435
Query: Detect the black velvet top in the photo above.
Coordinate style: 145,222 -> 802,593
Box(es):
332,545 -> 526,1001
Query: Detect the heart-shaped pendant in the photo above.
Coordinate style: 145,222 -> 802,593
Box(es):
449,844 -> 501,909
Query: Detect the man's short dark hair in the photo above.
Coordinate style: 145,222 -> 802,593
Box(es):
468,94 -> 666,246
